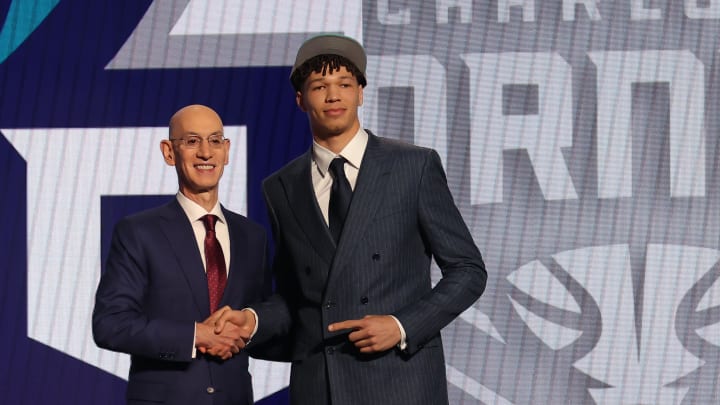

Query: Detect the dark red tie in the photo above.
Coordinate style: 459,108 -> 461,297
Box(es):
201,214 -> 227,313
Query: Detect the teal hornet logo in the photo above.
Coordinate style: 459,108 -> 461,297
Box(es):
0,0 -> 61,64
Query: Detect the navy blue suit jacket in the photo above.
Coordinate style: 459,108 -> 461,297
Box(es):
93,199 -> 268,405
253,133 -> 487,405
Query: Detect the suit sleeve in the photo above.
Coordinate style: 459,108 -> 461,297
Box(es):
394,149 -> 487,354
92,219 -> 195,362
245,182 -> 293,360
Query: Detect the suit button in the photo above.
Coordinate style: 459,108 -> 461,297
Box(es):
304,266 -> 311,275
360,296 -> 369,304
372,253 -> 381,261
326,347 -> 335,355
324,300 -> 335,309
206,387 -> 215,394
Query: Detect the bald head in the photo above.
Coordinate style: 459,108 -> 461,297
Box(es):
169,104 -> 223,139
161,104 -> 230,211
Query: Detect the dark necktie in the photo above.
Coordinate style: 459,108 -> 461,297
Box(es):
201,214 -> 227,313
328,157 -> 353,244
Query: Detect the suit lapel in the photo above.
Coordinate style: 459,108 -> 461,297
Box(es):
328,133 -> 394,284
280,150 -> 336,266
160,200 -> 211,316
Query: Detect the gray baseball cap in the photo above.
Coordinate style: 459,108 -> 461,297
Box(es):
290,34 -> 367,78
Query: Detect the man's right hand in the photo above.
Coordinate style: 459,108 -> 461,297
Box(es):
214,309 -> 257,345
195,306 -> 247,360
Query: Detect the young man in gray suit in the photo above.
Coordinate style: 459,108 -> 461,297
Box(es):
217,35 -> 487,404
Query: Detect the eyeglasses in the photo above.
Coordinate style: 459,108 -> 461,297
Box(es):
170,134 -> 227,149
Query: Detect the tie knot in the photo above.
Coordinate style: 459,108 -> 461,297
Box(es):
328,157 -> 347,180
201,214 -> 218,232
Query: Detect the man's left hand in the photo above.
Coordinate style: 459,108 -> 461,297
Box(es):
328,315 -> 401,353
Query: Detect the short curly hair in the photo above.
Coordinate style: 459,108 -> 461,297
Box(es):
290,54 -> 367,92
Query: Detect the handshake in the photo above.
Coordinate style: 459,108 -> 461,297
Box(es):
195,307 -> 404,361
195,306 -> 254,360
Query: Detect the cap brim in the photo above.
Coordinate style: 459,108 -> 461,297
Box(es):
291,34 -> 366,78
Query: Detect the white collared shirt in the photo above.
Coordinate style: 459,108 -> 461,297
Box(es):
177,192 -> 233,358
311,128 -> 368,225
176,192 -> 230,274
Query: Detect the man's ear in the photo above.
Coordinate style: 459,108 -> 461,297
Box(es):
160,140 -> 175,166
358,84 -> 364,107
296,91 -> 307,112
223,139 -> 231,165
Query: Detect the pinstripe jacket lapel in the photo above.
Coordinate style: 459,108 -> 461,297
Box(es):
279,150 -> 336,267
327,132 -> 395,286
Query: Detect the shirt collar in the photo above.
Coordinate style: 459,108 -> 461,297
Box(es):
176,192 -> 226,224
312,128 -> 368,177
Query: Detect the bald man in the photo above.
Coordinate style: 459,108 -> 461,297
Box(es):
93,105 -> 268,405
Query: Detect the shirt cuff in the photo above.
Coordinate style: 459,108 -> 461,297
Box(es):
389,315 -> 407,350
242,308 -> 259,343
192,322 -> 198,358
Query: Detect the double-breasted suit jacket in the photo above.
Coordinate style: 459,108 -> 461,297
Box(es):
93,199 -> 268,405
253,132 -> 487,405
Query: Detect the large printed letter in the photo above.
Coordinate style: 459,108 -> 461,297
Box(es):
377,0 -> 411,25
588,50 -> 706,198
631,0 -> 661,20
437,0 -> 473,23
498,0 -> 536,22
563,0 -> 601,21
685,0 -> 720,19
461,52 -> 577,205
363,55 -> 448,164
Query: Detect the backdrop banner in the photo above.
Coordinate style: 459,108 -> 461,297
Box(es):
1,1 -> 719,404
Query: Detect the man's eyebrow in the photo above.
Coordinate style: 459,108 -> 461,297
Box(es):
183,131 -> 223,136
308,75 -> 355,84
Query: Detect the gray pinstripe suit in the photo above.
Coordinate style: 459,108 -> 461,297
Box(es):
252,132 -> 487,405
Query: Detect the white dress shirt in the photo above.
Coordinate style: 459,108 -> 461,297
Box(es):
311,128 -> 367,225
176,192 -> 231,357
176,192 -> 230,274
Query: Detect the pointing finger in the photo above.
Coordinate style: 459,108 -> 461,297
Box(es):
328,319 -> 363,332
